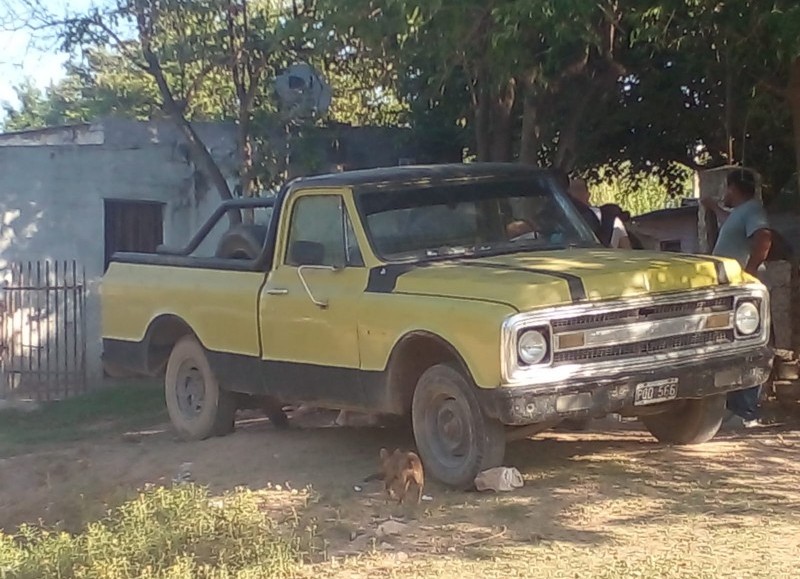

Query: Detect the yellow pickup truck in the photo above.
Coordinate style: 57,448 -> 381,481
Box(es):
102,164 -> 772,488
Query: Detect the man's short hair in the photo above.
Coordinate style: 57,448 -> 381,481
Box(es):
727,168 -> 757,198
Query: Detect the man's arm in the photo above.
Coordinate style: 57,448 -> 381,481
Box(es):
700,197 -> 728,220
610,217 -> 631,249
745,229 -> 772,276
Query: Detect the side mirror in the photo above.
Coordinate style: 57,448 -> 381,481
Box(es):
290,240 -> 325,267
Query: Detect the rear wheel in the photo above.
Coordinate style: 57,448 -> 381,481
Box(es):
641,394 -> 726,445
165,335 -> 236,441
412,364 -> 505,489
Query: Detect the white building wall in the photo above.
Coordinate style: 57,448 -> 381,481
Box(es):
0,119 -> 239,385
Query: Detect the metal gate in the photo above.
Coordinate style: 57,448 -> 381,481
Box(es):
1,260 -> 87,401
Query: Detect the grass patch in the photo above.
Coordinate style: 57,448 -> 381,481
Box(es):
0,485 -> 301,579
0,380 -> 166,452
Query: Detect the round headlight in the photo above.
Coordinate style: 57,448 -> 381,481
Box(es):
518,330 -> 549,365
735,301 -> 760,335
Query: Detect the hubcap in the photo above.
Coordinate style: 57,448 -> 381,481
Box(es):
426,393 -> 474,468
176,361 -> 206,418
437,400 -> 467,455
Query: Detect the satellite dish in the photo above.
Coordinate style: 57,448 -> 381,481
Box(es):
274,63 -> 332,118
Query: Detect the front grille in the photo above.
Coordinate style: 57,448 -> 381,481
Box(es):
552,330 -> 734,365
550,297 -> 735,333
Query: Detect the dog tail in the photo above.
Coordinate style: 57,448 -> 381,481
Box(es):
407,453 -> 422,470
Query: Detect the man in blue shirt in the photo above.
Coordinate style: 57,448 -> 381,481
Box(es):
702,169 -> 772,427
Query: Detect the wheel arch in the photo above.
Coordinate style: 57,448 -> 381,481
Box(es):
143,314 -> 198,375
384,330 -> 475,415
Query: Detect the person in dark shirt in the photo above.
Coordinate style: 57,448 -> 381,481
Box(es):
568,179 -> 632,249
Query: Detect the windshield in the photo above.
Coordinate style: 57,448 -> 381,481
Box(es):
356,177 -> 599,261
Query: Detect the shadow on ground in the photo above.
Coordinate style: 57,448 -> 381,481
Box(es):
0,410 -> 798,562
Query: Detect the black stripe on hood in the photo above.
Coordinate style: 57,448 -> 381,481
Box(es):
365,259 -> 587,302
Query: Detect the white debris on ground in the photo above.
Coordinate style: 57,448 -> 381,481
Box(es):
172,462 -> 193,485
474,466 -> 524,492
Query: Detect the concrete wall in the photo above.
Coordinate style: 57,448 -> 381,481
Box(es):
632,210 -> 700,254
0,119 -> 239,385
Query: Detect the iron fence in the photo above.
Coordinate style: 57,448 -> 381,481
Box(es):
1,260 -> 87,400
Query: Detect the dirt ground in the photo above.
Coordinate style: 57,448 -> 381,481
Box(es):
1,410 -> 799,578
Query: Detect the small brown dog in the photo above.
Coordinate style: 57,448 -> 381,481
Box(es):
374,448 -> 424,504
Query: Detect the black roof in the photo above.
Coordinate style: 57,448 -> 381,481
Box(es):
289,163 -> 558,193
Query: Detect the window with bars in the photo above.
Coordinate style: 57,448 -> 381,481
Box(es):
103,199 -> 165,270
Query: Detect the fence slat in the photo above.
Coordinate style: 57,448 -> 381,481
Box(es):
36,261 -> 42,394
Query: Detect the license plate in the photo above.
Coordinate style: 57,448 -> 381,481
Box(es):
634,378 -> 679,406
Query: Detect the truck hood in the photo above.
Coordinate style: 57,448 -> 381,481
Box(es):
377,249 -> 744,311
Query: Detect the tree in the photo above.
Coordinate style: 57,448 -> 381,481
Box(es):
316,0 -> 651,171
315,0 -> 800,197
8,0 -> 326,225
2,48 -> 161,132
633,1 -> 800,196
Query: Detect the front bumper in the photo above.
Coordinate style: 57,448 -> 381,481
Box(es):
480,346 -> 773,426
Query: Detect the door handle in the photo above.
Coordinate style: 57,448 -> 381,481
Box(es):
265,288 -> 288,295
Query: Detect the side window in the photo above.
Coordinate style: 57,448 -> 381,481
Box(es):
285,195 -> 364,267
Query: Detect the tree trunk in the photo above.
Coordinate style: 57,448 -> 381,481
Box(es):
474,81 -> 492,162
519,75 -> 540,165
789,57 -> 800,196
238,115 -> 256,224
142,48 -> 241,226
489,78 -> 516,162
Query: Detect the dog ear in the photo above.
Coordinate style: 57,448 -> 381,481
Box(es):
379,448 -> 389,460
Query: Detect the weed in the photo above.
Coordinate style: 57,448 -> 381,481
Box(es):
0,485 -> 301,579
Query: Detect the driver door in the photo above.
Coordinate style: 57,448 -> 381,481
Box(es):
259,192 -> 367,406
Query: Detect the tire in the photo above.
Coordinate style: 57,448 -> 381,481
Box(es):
641,394 -> 726,445
215,225 -> 269,260
164,335 -> 237,441
411,363 -> 505,488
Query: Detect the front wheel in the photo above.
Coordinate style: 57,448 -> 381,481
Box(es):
165,335 -> 237,441
412,364 -> 505,489
641,394 -> 726,445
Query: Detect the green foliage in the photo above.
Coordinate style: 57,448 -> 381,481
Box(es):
0,485 -> 300,579
2,48 -> 162,132
325,58 -> 408,127
586,162 -> 691,216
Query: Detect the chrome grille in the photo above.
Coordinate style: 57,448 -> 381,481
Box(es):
552,330 -> 734,365
550,297 -> 735,332
503,285 -> 770,387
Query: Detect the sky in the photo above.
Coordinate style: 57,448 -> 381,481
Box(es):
0,0 -> 94,109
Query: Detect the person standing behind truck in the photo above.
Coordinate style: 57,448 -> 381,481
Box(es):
701,168 -> 773,427
568,178 -> 632,249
